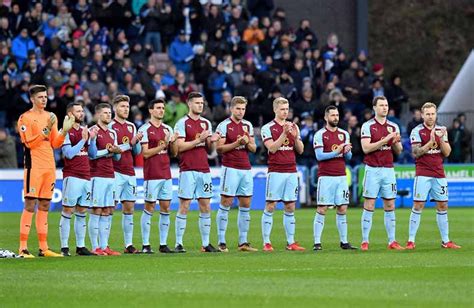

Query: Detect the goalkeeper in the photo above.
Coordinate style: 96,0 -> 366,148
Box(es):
16,85 -> 75,258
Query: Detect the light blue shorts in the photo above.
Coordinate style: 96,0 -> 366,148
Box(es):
114,172 -> 137,202
413,176 -> 448,202
62,176 -> 91,207
91,177 -> 115,207
144,179 -> 173,202
220,166 -> 253,197
265,172 -> 299,202
317,175 -> 349,206
362,166 -> 397,199
178,171 -> 213,199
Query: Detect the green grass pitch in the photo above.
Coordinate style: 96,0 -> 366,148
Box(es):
0,208 -> 473,307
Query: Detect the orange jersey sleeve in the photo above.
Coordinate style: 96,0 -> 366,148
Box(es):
18,112 -> 47,149
49,120 -> 66,149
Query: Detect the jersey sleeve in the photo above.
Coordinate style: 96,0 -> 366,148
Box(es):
313,130 -> 323,149
62,131 -> 71,146
248,122 -> 254,137
50,118 -> 66,149
394,123 -> 401,134
216,121 -> 227,138
410,127 -> 422,144
174,118 -> 186,138
165,124 -> 174,142
204,118 -> 212,135
261,124 -> 272,142
18,114 -> 45,149
139,124 -> 149,144
360,122 -> 371,139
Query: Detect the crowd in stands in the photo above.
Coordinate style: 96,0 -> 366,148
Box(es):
0,0 -> 471,169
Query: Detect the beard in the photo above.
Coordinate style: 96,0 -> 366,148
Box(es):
328,120 -> 338,127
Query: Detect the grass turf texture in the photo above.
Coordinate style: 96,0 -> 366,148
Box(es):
0,208 -> 473,307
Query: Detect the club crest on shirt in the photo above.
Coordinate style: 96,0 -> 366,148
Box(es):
243,126 -> 248,133
435,129 -> 444,137
283,138 -> 290,145
338,133 -> 344,141
387,126 -> 393,133
127,125 -> 133,133
20,125 -> 27,132
159,140 -> 165,147
122,136 -> 129,144
200,122 -> 207,130
109,132 -> 114,139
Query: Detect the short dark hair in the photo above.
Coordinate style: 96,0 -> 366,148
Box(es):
29,85 -> 47,97
325,105 -> 338,115
148,98 -> 166,109
186,92 -> 203,103
95,103 -> 111,113
372,95 -> 387,106
66,102 -> 83,112
113,94 -> 130,105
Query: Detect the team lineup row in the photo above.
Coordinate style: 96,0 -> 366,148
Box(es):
15,86 -> 460,258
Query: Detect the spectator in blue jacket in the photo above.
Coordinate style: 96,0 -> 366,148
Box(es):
11,28 -> 35,69
168,30 -> 194,73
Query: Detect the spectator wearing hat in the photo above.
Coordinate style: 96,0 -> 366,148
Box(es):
243,16 -> 264,47
169,30 -> 194,73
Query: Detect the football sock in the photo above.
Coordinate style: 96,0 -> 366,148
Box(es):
384,210 -> 396,243
216,205 -> 229,244
59,211 -> 72,248
313,212 -> 325,244
436,210 -> 450,243
175,213 -> 187,246
74,212 -> 87,248
199,212 -> 211,247
99,214 -> 109,250
159,212 -> 170,246
361,209 -> 373,243
141,210 -> 153,246
19,209 -> 33,251
238,207 -> 250,245
261,210 -> 273,244
283,211 -> 296,245
122,212 -> 134,248
106,213 -> 113,243
336,213 -> 348,244
408,208 -> 422,242
88,214 -> 100,250
36,209 -> 49,251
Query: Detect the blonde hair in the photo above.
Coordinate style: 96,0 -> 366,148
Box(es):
273,97 -> 289,110
113,94 -> 130,105
230,96 -> 248,107
421,102 -> 437,113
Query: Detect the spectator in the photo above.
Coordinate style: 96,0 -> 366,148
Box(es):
11,28 -> 35,69
386,74 -> 409,117
168,30 -> 194,73
168,71 -> 195,103
295,18 -> 317,48
345,115 -> 363,166
448,118 -> 467,163
207,60 -> 231,107
44,59 -> 64,89
293,86 -> 317,119
0,127 -> 17,168
407,109 -> 423,135
72,0 -> 92,26
164,91 -> 189,128
83,70 -> 106,102
247,0 -> 274,19
242,17 -> 264,47
298,112 -> 316,168
140,0 -> 162,52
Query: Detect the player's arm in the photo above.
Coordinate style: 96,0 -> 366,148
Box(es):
439,128 -> 451,157
130,125 -> 143,155
51,113 -> 75,148
293,125 -> 304,155
112,132 -> 121,161
62,140 -> 86,159
391,139 -> 403,155
264,131 -> 286,154
18,116 -> 48,149
141,142 -> 166,159
176,137 -> 202,153
206,131 -> 216,154
246,136 -> 257,153
216,137 -> 240,154
361,133 -> 394,154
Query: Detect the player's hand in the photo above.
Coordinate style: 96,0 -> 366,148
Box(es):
131,131 -> 143,145
392,133 -> 401,144
210,132 -> 220,143
241,134 -> 250,145
283,122 -> 292,134
437,126 -> 447,140
170,132 -> 179,143
383,132 -> 397,144
333,144 -> 345,154
107,144 -> 122,154
46,112 -> 56,132
288,123 -> 298,138
62,114 -> 75,133
81,126 -> 88,141
89,126 -> 98,139
343,143 -> 352,153
199,130 -> 210,142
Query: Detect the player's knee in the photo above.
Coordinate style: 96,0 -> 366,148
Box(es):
316,205 -> 327,215
76,206 -> 88,214
265,202 -> 276,212
336,206 -> 347,215
159,203 -> 170,213
62,206 -> 74,215
144,203 -> 155,213
284,202 -> 295,213
437,202 -> 448,211
220,197 -> 233,207
413,202 -> 424,211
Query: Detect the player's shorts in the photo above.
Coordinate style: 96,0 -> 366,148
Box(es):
23,168 -> 56,200
178,171 -> 213,199
62,176 -> 91,207
114,172 -> 137,202
265,172 -> 299,202
220,166 -> 253,197
413,176 -> 448,202
362,165 -> 397,199
91,177 -> 115,207
144,179 -> 173,202
316,175 -> 349,206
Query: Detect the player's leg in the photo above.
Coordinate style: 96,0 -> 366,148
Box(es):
74,205 -> 93,256
59,177 -> 80,256
432,178 -> 460,248
119,173 -> 138,252
19,197 -> 36,257
334,176 -> 356,249
313,176 -> 335,251
141,180 -> 157,253
157,178 -> 173,253
262,172 -> 283,251
236,196 -> 257,251
407,176 -> 430,249
37,198 -> 62,257
89,206 -> 104,255
217,167 -> 237,252
197,172 -> 217,252
360,166 -> 381,250
102,178 -> 120,255
175,171 -> 196,252
282,173 -> 304,251
380,168 -> 403,249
